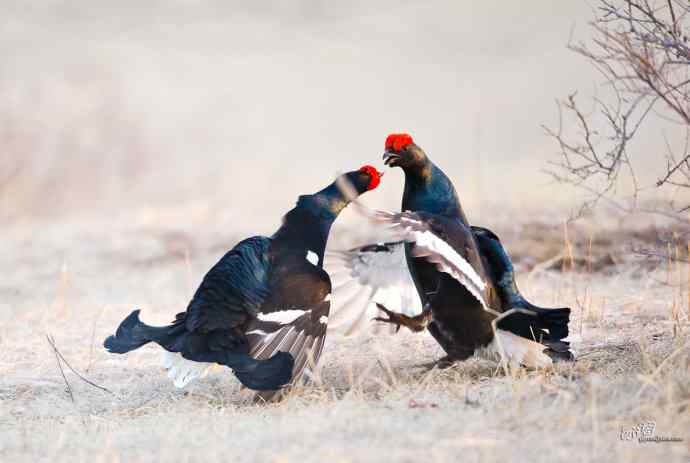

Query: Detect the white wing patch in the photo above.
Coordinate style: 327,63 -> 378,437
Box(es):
246,329 -> 268,335
257,309 -> 307,324
248,304 -> 330,402
373,210 -> 488,310
306,250 -> 319,266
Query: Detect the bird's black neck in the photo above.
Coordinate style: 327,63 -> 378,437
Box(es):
402,161 -> 469,224
271,182 -> 350,265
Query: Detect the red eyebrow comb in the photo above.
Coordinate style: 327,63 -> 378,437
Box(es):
385,133 -> 414,152
359,165 -> 383,191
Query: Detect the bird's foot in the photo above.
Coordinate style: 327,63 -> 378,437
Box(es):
372,303 -> 432,333
542,341 -> 575,362
435,355 -> 457,369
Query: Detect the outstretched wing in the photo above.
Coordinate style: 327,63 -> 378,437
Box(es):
325,209 -> 496,336
325,241 -> 423,336
371,210 -> 490,311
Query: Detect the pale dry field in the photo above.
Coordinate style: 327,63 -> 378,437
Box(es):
1,211 -> 689,463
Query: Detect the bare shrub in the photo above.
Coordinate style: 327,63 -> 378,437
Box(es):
544,0 -> 690,216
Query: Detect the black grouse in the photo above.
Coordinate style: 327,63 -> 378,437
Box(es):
104,165 -> 383,391
326,134 -> 573,368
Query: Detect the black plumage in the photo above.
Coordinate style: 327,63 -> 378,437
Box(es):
104,166 -> 382,391
471,227 -> 571,358
346,209 -> 560,369
326,134 -> 573,367
380,134 -> 573,364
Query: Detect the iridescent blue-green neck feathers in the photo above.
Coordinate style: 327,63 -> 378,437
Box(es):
402,157 -> 469,223
271,171 -> 371,265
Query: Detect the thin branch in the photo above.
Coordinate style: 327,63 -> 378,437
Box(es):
545,0 -> 690,214
46,334 -> 75,403
657,153 -> 690,185
46,333 -> 115,396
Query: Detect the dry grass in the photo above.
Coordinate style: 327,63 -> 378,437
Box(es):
1,214 -> 689,463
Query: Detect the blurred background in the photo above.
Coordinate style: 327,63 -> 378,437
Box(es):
0,0 -> 676,231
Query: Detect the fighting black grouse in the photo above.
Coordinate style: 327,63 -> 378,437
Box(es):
104,165 -> 382,391
326,134 -> 573,368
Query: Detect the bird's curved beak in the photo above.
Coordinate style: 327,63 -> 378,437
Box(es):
382,151 -> 400,166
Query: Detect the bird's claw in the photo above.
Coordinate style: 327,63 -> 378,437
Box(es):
372,303 -> 430,333
372,304 -> 405,332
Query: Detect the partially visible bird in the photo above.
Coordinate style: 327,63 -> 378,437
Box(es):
326,134 -> 573,367
104,165 -> 383,392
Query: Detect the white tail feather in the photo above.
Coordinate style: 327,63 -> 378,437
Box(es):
162,352 -> 216,388
478,329 -> 552,369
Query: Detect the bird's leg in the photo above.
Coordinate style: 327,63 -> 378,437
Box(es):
434,355 -> 457,369
372,303 -> 432,333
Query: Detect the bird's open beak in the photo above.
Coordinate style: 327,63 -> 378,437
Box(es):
382,151 -> 400,166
